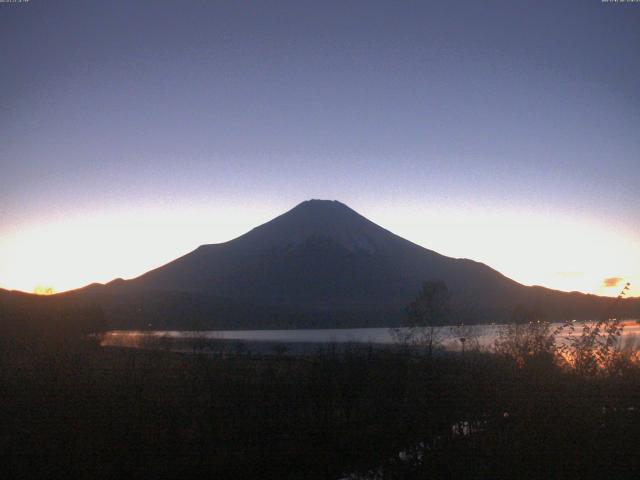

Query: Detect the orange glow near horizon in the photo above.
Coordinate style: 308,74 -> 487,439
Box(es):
1,203 -> 638,298
33,286 -> 56,295
0,205 -> 270,294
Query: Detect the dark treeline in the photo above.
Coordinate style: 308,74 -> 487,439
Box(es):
0,290 -> 106,350
60,285 -> 640,330
2,322 -> 640,479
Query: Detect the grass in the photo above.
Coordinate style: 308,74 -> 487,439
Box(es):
2,336 -> 640,479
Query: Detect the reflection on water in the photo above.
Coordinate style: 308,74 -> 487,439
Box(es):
101,320 -> 640,353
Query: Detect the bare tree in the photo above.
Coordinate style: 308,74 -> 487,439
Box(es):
395,280 -> 451,357
557,282 -> 630,376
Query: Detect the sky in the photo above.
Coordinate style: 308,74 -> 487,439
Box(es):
1,0 -> 639,297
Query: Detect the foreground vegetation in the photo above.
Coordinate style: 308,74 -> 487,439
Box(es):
1,331 -> 640,479
2,289 -> 640,479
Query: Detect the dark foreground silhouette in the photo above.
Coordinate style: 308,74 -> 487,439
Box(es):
2,289 -> 640,479
2,339 -> 640,479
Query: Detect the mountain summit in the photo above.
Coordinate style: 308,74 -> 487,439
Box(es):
84,200 -> 637,329
232,199 -> 398,254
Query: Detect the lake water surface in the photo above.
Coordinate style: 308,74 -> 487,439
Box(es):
101,320 -> 640,353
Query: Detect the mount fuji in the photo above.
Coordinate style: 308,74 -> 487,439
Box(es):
62,200 -> 639,329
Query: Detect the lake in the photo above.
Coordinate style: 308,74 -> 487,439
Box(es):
101,320 -> 640,354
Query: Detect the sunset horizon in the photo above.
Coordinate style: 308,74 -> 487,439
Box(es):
2,2 -> 638,302
3,2 -> 640,478
1,197 -> 637,299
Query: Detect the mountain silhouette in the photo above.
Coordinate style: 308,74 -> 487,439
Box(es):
129,200 -> 518,304
52,199 -> 634,330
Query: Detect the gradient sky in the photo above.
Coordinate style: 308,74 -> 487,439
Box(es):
1,0 -> 639,297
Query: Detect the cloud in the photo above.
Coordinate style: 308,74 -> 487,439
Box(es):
603,277 -> 624,288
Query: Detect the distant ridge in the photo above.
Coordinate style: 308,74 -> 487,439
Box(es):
59,200 -> 640,329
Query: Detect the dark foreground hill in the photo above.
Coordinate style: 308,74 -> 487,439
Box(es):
40,199 -> 636,330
